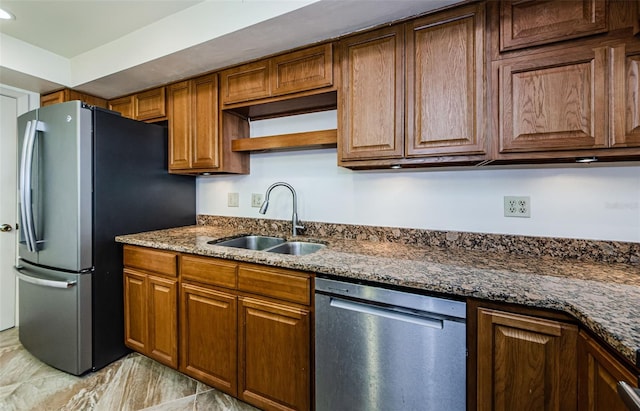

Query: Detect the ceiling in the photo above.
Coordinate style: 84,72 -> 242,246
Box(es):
0,0 -> 460,99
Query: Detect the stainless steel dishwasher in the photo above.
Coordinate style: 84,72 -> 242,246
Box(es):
315,277 -> 467,411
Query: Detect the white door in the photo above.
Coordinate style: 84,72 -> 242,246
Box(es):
0,87 -> 35,331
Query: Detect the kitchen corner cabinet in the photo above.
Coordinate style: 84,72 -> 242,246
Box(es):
108,87 -> 166,122
168,73 -> 248,174
220,43 -> 334,107
578,330 -> 639,411
338,3 -> 487,168
41,89 -> 107,108
179,254 -> 312,411
476,307 -> 578,411
123,245 -> 178,369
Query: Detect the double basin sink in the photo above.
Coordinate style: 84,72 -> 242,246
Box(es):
208,235 -> 325,256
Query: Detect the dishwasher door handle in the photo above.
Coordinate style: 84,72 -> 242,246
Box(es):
330,297 -> 443,329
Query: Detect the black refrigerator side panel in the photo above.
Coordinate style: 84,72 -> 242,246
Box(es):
91,110 -> 195,370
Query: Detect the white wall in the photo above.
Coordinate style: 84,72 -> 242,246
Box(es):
197,111 -> 640,243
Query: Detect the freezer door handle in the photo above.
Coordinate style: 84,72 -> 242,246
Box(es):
19,120 -> 45,253
14,266 -> 77,289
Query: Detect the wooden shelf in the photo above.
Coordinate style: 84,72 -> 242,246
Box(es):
231,129 -> 337,152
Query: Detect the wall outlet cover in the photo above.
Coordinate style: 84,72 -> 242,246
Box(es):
504,196 -> 531,218
251,193 -> 264,208
228,192 -> 239,207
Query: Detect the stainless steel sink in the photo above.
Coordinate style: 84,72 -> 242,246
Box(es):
208,235 -> 285,250
266,241 -> 325,256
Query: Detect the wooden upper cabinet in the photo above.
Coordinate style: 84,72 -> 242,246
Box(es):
41,91 -> 66,107
500,0 -> 608,52
477,308 -> 578,411
610,43 -> 640,148
221,43 -> 334,107
135,88 -> 166,121
109,96 -> 134,119
220,61 -> 271,105
167,80 -> 191,170
41,89 -> 107,108
191,74 -> 219,169
167,74 -> 220,172
109,88 -> 166,121
338,25 -> 405,161
168,74 -> 246,174
499,46 -> 608,153
578,330 -> 639,411
271,43 -> 333,96
406,3 -> 486,157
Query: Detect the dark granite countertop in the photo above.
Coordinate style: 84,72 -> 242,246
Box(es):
116,224 -> 640,368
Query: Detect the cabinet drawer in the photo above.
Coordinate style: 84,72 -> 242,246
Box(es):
123,245 -> 177,277
181,255 -> 237,289
238,264 -> 311,305
271,43 -> 333,96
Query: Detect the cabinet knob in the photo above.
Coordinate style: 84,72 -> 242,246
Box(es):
0,224 -> 12,232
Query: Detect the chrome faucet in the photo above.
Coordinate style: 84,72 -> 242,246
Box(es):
259,182 -> 304,237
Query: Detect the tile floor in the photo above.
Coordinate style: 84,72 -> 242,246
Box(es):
0,327 -> 258,411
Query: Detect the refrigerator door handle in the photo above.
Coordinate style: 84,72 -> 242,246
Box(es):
19,120 -> 45,253
14,266 -> 77,289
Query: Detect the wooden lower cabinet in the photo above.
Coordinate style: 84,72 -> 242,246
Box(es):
476,307 -> 579,411
123,269 -> 147,353
180,283 -> 238,395
123,269 -> 178,368
578,330 -> 639,411
238,296 -> 310,411
123,246 -> 179,369
147,275 -> 178,368
177,254 -> 313,411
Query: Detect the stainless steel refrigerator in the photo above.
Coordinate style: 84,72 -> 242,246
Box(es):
15,101 -> 195,375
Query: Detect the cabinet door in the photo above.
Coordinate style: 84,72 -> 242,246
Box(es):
109,96 -> 135,119
168,81 -> 192,171
191,74 -> 219,169
477,308 -> 578,411
406,3 -> 486,157
220,60 -> 271,105
135,87 -> 166,121
578,330 -> 639,411
147,275 -> 178,368
500,0 -> 608,52
610,44 -> 640,148
180,283 -> 237,395
238,297 -> 310,411
68,90 -> 107,108
338,25 -> 404,161
499,47 -> 608,153
123,269 -> 147,353
40,91 -> 66,107
271,43 -> 333,96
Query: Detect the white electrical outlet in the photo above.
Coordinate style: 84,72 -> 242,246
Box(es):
251,193 -> 264,208
227,192 -> 239,207
504,196 -> 531,218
